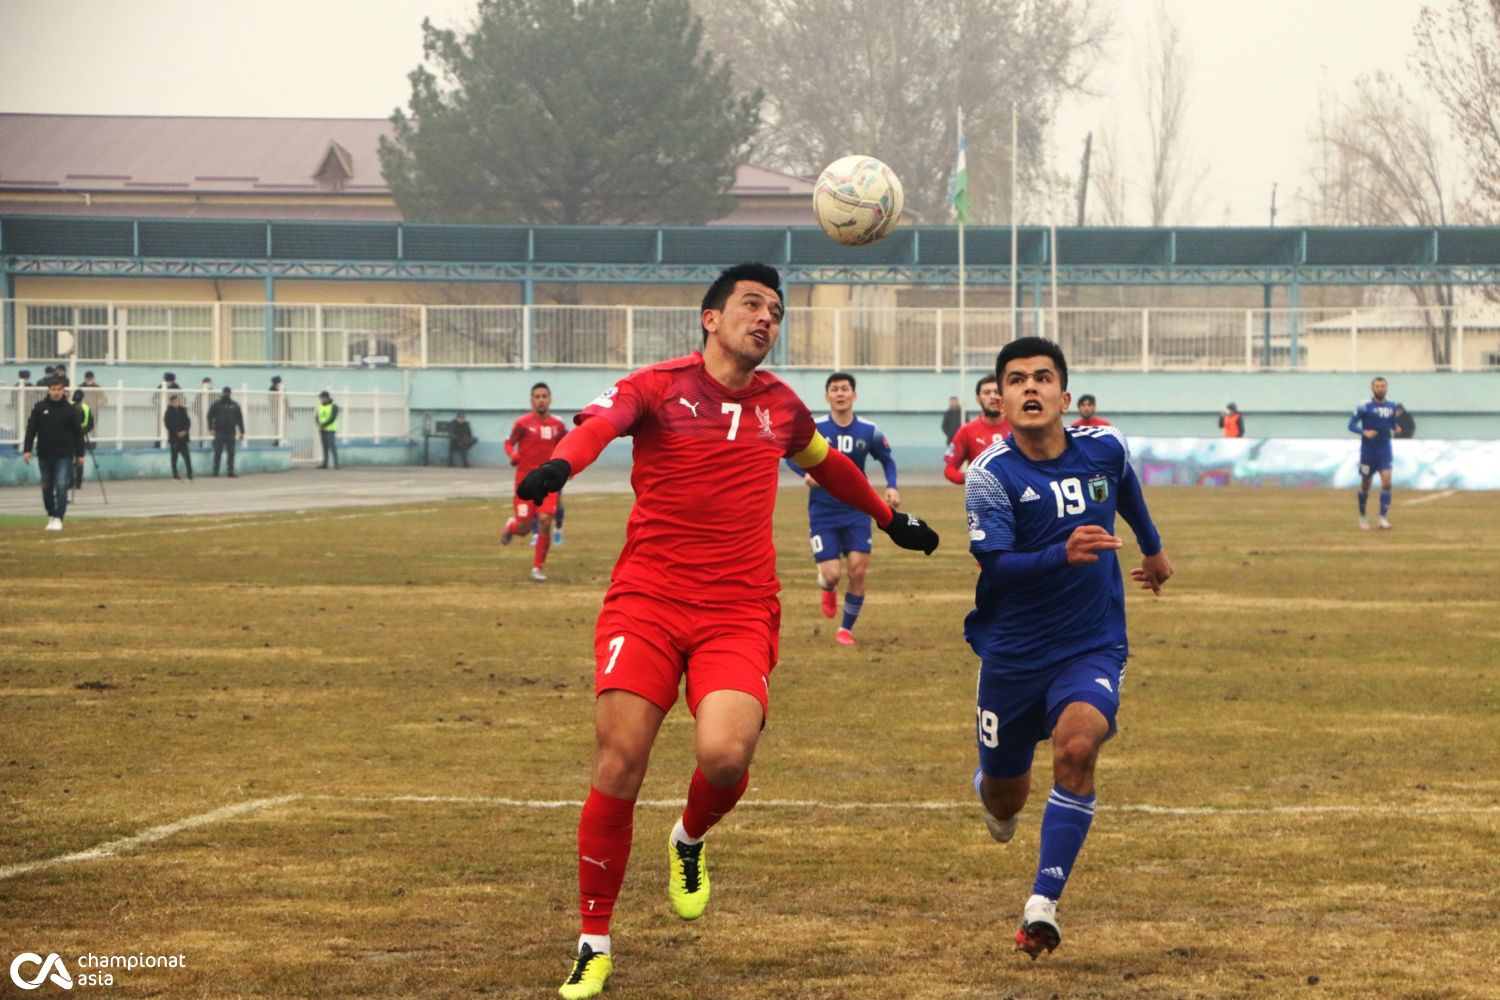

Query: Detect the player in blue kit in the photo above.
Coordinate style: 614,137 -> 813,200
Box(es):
1348,376 -> 1405,530
787,372 -> 900,647
964,337 -> 1173,959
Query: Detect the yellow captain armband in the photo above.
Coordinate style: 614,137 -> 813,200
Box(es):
790,431 -> 830,469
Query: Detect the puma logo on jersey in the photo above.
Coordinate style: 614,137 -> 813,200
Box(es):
678,397 -> 700,417
1019,486 -> 1041,503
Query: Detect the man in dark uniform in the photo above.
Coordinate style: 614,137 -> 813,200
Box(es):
22,377 -> 86,531
207,387 -> 245,477
70,388 -> 96,491
164,394 -> 194,480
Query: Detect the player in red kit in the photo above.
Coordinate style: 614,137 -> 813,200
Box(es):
502,382 -> 568,582
522,264 -> 940,999
944,373 -> 1013,484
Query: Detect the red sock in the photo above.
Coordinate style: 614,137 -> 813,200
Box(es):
681,766 -> 749,840
578,787 -> 635,935
504,517 -> 517,535
534,529 -> 552,568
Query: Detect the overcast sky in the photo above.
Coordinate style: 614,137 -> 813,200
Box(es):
0,0 -> 1433,226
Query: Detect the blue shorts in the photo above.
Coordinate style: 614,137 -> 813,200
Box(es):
1359,443 -> 1393,475
974,652 -> 1125,779
808,515 -> 872,562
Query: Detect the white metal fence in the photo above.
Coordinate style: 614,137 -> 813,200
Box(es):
4,299 -> 1497,373
0,385 -> 409,464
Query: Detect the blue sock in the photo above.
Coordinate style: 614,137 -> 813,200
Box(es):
840,593 -> 864,631
1357,491 -> 1369,515
1032,785 -> 1096,900
1380,491 -> 1391,517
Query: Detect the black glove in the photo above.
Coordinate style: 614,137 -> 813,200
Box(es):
880,511 -> 940,555
517,458 -> 571,502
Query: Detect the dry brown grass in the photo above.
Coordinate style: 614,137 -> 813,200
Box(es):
2,487 -> 1498,999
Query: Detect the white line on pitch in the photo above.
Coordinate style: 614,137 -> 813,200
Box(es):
1404,489 -> 1457,506
305,794 -> 1500,817
0,795 -> 300,882
48,507 -> 439,544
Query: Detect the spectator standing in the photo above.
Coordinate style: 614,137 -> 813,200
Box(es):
207,387 -> 245,477
79,371 -> 108,412
268,376 -> 286,445
156,372 -> 180,447
22,377 -> 85,531
316,391 -> 340,469
448,411 -> 477,467
164,395 -> 194,481
70,388 -> 96,491
1219,403 -> 1245,438
941,395 -> 963,443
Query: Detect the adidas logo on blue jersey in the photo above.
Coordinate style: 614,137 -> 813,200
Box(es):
1019,486 -> 1041,503
1094,677 -> 1113,693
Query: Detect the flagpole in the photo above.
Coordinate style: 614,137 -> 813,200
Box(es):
1010,101 -> 1019,342
956,107 -> 967,415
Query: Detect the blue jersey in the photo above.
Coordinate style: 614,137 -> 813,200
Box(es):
964,427 -> 1144,670
1349,397 -> 1403,467
1348,398 -> 1403,443
789,415 -> 897,523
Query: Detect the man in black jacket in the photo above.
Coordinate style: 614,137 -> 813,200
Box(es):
164,394 -> 194,480
206,387 -> 245,477
22,377 -> 85,531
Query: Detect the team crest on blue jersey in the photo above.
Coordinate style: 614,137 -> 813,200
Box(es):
1088,475 -> 1109,502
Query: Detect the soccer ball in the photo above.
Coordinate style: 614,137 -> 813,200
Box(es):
812,155 -> 904,246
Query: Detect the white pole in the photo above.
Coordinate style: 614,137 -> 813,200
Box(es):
957,105 -> 968,404
1049,223 -> 1059,341
1010,102 -> 1019,342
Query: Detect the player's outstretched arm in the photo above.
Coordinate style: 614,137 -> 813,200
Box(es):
795,435 -> 938,554
1115,463 -> 1172,595
516,415 -> 617,502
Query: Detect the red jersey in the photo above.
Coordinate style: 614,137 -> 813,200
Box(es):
1070,416 -> 1112,427
506,411 -> 569,487
576,353 -> 817,601
944,414 -> 1012,481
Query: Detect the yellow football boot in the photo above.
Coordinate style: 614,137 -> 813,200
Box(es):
558,943 -> 611,999
667,835 -> 710,920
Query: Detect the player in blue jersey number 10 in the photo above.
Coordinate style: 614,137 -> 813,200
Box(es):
962,336 -> 1173,960
1348,376 -> 1405,530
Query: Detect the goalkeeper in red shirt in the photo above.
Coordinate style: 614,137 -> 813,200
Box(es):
524,263 -> 940,999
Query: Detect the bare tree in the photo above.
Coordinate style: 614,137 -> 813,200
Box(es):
1305,73 -> 1459,364
1414,0 -> 1500,220
1142,2 -> 1201,226
1088,125 -> 1129,225
693,0 -> 1108,223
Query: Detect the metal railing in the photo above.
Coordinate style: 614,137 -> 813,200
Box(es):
4,299 -> 1495,373
1,385 -> 409,464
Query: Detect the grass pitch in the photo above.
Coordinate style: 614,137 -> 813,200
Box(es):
2,486 -> 1498,999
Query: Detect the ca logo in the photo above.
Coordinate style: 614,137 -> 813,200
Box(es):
10,953 -> 73,990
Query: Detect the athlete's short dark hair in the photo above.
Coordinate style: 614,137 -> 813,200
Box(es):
974,373 -> 998,395
1078,394 -> 1096,406
825,371 -> 855,391
701,263 -> 784,343
996,337 -> 1069,390
531,382 -> 550,393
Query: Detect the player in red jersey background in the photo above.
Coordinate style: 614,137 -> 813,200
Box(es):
522,263 -> 940,999
944,373 -> 1013,484
502,382 -> 568,581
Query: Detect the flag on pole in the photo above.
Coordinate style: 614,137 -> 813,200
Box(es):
949,108 -> 970,224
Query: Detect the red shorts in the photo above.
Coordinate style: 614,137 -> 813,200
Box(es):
593,588 -> 781,718
513,491 -> 559,520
